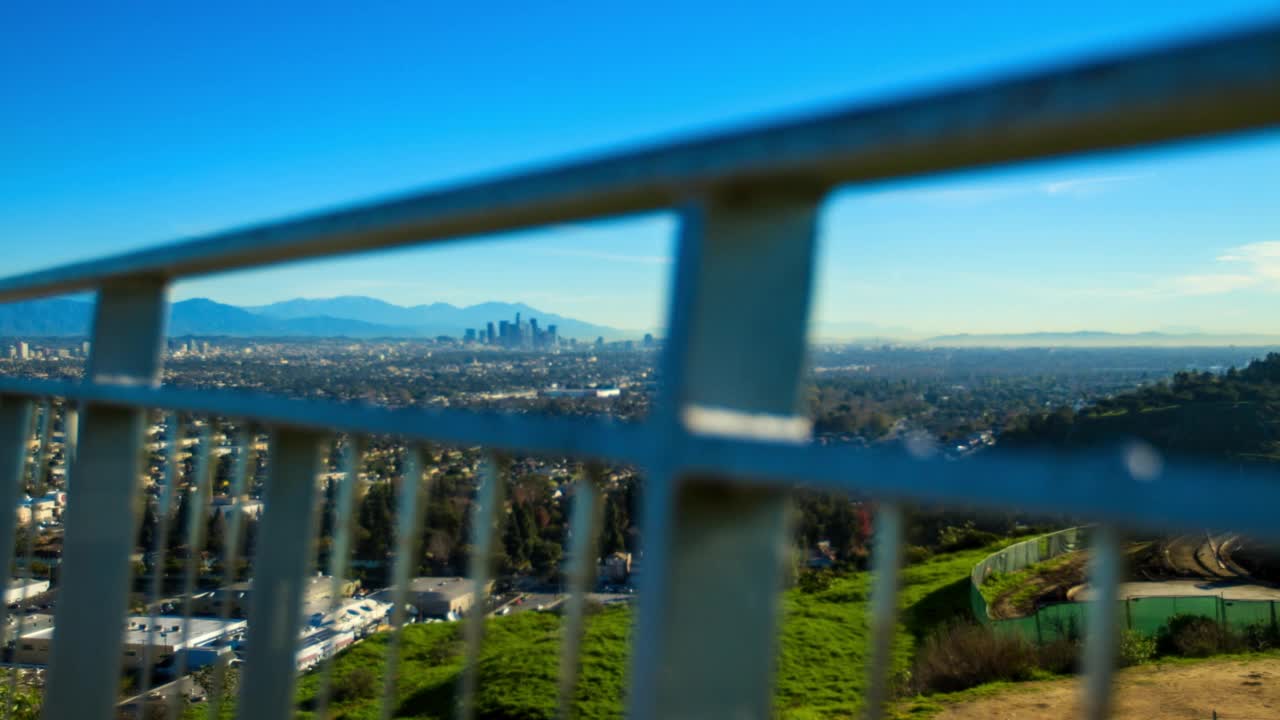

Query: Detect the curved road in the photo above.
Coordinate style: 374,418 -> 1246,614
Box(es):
1073,533 -> 1280,602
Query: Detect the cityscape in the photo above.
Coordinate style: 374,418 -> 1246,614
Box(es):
4,4 -> 1280,719
0,326 -> 1277,715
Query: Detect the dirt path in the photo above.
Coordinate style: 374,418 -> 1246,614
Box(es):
927,656 -> 1280,719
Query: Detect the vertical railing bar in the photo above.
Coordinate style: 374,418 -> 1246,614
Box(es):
1082,524 -> 1122,720
8,399 -> 50,720
44,277 -> 169,720
137,414 -> 182,711
238,429 -> 325,720
205,425 -> 257,720
0,397 -> 32,683
863,502 -> 904,720
556,464 -> 603,720
311,435 -> 363,720
62,405 -> 78,484
457,452 -> 506,720
377,444 -> 428,720
166,420 -> 216,720
626,202 -> 704,720
629,194 -> 821,719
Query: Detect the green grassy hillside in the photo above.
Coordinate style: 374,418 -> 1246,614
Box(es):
210,543 -> 1008,719
1002,353 -> 1280,463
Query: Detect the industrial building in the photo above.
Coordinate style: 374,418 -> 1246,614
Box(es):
374,577 -> 492,619
194,575 -> 357,618
15,616 -> 246,669
4,578 -> 51,605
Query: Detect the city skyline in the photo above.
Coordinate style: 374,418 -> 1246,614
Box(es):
5,3 -> 1280,335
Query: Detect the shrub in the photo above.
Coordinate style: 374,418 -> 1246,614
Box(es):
797,570 -> 834,594
903,545 -> 932,566
1035,636 -> 1080,675
1240,621 -> 1280,652
1118,630 -> 1156,667
911,622 -> 1038,694
332,666 -> 379,703
1157,615 -> 1239,658
936,523 -> 1000,553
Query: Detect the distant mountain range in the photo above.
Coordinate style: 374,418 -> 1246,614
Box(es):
0,296 -> 626,340
925,331 -> 1280,348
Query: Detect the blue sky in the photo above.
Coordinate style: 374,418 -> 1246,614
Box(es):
3,3 -> 1278,336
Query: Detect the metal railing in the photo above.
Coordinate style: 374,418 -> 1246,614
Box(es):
0,19 -> 1278,720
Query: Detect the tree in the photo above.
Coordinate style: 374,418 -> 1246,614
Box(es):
137,499 -> 159,553
355,483 -> 394,567
205,512 -> 227,556
168,489 -> 191,552
530,538 -> 563,578
600,495 -> 627,556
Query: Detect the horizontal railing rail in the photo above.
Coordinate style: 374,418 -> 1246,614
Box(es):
0,17 -> 1278,720
1,376 -> 1278,542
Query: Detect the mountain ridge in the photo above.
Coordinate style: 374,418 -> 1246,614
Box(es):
0,296 -> 627,339
925,331 -> 1280,348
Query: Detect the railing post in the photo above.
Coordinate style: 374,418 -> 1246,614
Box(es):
239,429 -> 324,720
43,277 -> 168,720
0,398 -> 33,649
1081,524 -> 1123,720
630,189 -> 822,719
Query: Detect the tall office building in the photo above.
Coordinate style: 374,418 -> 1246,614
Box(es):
486,322 -> 495,345
18,342 -> 29,361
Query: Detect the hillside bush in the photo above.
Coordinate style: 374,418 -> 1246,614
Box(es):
937,524 -> 1000,553
903,545 -> 932,565
1157,614 -> 1240,657
1034,636 -> 1080,675
331,666 -> 379,703
1240,621 -> 1280,652
1118,630 -> 1157,666
911,622 -> 1038,693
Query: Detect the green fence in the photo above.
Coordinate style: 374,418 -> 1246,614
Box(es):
970,528 -> 1280,643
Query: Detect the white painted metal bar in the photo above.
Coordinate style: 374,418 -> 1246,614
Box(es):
0,377 -> 651,466
238,430 -> 325,720
377,445 -> 427,720
457,453 -> 506,720
136,414 -> 181,709
166,422 -> 215,720
206,426 -> 256,720
0,398 -> 33,693
863,503 -> 904,720
62,406 -> 77,482
10,401 -> 51,720
43,278 -> 168,720
626,200 -> 703,720
311,436 -> 362,720
678,437 -> 1280,542
556,465 -> 603,720
630,192 -> 821,719
1082,524 -> 1123,720
0,23 -> 1277,302
0,377 -> 1276,541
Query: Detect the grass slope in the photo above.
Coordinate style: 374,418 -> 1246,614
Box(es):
235,542 -> 1010,719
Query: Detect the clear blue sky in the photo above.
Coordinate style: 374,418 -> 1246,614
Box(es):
3,3 -> 1279,336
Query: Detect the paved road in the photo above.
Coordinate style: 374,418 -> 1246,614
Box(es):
1073,533 -> 1280,601
1076,579 -> 1280,602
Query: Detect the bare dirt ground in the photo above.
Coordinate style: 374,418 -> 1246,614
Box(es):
929,656 -> 1280,719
